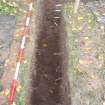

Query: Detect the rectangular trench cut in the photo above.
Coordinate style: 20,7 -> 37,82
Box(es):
27,0 -> 71,105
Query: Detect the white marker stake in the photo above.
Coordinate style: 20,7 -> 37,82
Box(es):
74,0 -> 80,14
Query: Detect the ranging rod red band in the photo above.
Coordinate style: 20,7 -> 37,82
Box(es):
22,26 -> 30,36
26,11 -> 32,17
8,80 -> 17,102
17,48 -> 24,62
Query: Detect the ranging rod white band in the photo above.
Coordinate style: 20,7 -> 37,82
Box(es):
54,17 -> 61,19
14,62 -> 21,80
55,10 -> 61,12
29,3 -> 33,11
25,17 -> 30,26
21,36 -> 26,49
55,4 -> 62,7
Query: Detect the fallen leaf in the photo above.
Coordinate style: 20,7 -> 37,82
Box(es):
78,26 -> 82,31
98,54 -> 104,60
79,59 -> 93,65
88,19 -> 92,23
28,36 -> 33,43
12,2 -> 18,7
15,30 -> 24,37
6,58 -> 16,68
100,26 -> 104,30
83,47 -> 92,53
75,64 -> 83,73
84,37 -> 89,40
90,74 -> 96,80
72,27 -> 77,31
103,102 -> 105,105
0,91 -> 5,96
4,89 -> 9,96
16,84 -> 22,93
24,60 -> 28,64
43,43 -> 47,48
88,26 -> 92,29
11,102 -> 16,105
77,16 -> 84,20
96,53 -> 104,60
3,0 -> 6,3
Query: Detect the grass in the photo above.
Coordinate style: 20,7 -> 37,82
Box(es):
63,3 -> 81,79
63,1 -> 96,78
0,0 -> 16,15
15,58 -> 30,105
0,80 -> 2,91
63,1 -> 105,105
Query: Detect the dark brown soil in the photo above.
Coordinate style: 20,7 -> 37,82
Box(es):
28,0 -> 71,105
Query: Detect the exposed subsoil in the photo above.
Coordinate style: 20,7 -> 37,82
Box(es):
28,0 -> 71,105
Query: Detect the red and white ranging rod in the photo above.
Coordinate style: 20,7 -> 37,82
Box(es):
8,2 -> 33,103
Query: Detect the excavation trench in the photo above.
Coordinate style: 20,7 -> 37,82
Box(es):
28,0 -> 71,105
